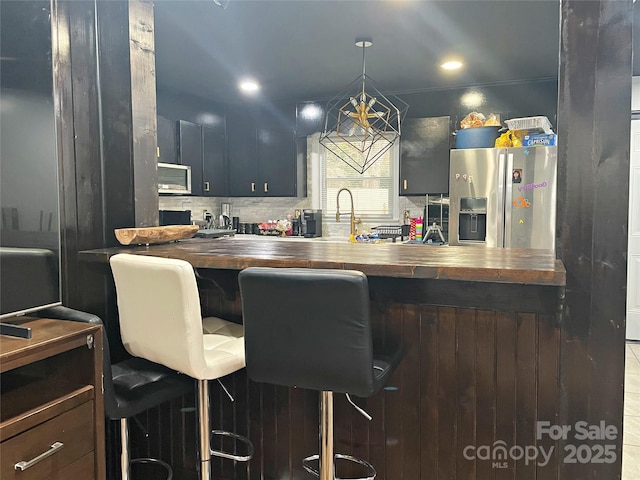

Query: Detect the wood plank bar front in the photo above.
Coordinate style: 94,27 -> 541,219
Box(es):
80,237 -> 566,480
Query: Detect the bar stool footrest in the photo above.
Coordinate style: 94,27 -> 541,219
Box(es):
130,457 -> 173,480
210,430 -> 254,462
302,453 -> 376,480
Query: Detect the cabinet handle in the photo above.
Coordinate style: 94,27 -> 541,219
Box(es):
264,182 -> 268,192
251,182 -> 255,192
403,179 -> 408,190
14,442 -> 64,471
156,146 -> 160,158
204,181 -> 210,192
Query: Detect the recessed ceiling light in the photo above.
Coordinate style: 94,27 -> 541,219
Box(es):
441,60 -> 463,71
300,104 -> 323,120
239,79 -> 260,94
461,91 -> 486,109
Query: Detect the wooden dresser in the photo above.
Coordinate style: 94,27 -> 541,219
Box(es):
0,318 -> 105,480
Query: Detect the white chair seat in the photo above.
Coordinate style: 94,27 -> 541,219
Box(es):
201,316 -> 245,379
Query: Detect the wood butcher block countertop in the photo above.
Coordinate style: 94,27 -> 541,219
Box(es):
80,236 -> 565,286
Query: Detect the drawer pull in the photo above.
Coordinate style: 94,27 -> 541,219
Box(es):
14,442 -> 64,471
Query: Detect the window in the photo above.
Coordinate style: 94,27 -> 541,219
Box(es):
318,135 -> 399,222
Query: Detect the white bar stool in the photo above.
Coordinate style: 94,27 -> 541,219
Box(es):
109,253 -> 253,480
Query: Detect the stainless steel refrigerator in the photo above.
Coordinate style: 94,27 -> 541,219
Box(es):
448,146 -> 557,249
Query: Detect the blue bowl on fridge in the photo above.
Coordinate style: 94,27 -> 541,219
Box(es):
455,126 -> 501,149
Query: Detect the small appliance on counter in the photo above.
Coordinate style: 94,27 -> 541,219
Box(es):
219,202 -> 231,229
159,209 -> 191,226
302,209 -> 322,238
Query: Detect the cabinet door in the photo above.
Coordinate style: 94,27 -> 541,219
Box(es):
399,117 -> 451,196
227,118 -> 258,196
257,127 -> 296,197
202,125 -> 226,196
157,115 -> 176,164
178,120 -> 203,196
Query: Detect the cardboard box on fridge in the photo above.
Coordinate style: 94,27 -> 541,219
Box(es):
522,133 -> 557,146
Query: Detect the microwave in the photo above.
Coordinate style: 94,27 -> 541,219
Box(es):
158,162 -> 191,194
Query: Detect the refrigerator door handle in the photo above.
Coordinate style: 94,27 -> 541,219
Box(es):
497,152 -> 507,248
504,152 -> 514,248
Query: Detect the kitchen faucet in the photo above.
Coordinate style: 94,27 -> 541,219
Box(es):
336,188 -> 361,242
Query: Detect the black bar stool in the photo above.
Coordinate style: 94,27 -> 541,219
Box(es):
41,305 -> 194,480
238,267 -> 403,480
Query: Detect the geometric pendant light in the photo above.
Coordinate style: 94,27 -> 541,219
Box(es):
319,38 -> 409,174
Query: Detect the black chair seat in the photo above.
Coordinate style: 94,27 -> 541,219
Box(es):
40,305 -> 194,479
110,357 -> 193,420
371,350 -> 403,396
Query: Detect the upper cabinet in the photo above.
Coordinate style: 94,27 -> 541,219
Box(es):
399,116 -> 452,196
156,104 -> 305,198
175,119 -> 227,197
157,115 -> 177,163
227,108 -> 305,197
202,125 -> 226,196
227,115 -> 257,196
178,120 -> 204,196
257,126 -> 297,196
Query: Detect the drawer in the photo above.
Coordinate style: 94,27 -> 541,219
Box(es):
0,401 -> 94,480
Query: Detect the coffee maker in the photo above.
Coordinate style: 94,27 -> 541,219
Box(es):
302,209 -> 322,238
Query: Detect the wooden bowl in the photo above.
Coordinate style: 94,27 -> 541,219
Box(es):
114,225 -> 199,245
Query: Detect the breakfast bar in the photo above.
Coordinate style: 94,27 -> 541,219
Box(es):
81,236 -> 566,480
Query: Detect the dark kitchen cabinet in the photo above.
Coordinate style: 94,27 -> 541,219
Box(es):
202,126 -> 226,196
258,127 -> 296,196
227,117 -> 258,196
157,115 -> 177,163
177,120 -> 227,197
178,120 -> 204,196
399,116 -> 451,196
227,113 -> 303,197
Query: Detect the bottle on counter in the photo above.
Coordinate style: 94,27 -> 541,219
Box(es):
415,216 -> 423,241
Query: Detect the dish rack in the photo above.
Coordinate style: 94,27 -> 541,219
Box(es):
371,225 -> 410,242
504,116 -> 553,134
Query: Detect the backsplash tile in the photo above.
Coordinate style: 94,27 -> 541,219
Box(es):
159,143 -> 441,237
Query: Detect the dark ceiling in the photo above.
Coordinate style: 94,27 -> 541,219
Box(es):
153,0 -> 637,106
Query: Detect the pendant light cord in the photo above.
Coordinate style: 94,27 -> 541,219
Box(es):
361,42 -> 366,99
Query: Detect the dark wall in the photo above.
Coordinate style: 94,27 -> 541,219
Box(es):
157,86 -> 226,128
399,78 -> 558,129
296,78 -> 558,136
158,77 -> 559,142
157,86 -> 297,130
0,0 -> 53,94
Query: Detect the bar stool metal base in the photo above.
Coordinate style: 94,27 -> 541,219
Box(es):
120,418 -> 173,480
303,391 -> 377,480
303,454 -> 376,480
130,458 -> 173,480
196,379 -> 254,480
